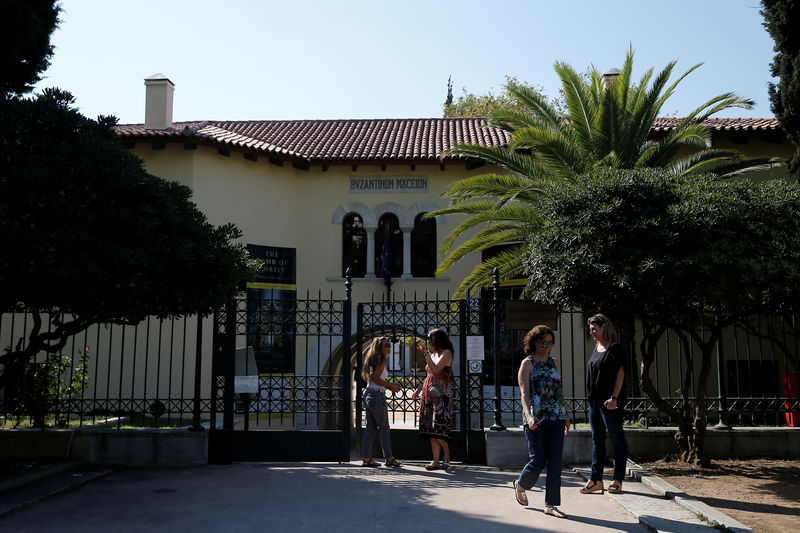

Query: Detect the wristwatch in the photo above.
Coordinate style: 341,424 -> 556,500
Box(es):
611,395 -> 618,400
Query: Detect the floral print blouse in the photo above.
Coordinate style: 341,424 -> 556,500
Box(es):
528,356 -> 568,423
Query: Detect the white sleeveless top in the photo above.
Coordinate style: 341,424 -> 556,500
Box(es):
366,365 -> 388,392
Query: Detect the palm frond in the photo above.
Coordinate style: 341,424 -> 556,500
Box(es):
450,248 -> 529,299
681,92 -> 754,125
504,82 -> 565,131
667,148 -> 745,175
555,61 -> 598,148
436,225 -> 531,277
441,173 -> 548,204
448,144 -> 547,179
512,126 -> 591,177
713,157 -> 783,179
653,62 -> 702,113
637,123 -> 710,167
489,108 -> 542,133
429,203 -> 541,255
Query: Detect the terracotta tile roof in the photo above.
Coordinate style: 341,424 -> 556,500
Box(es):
115,118 -> 511,162
651,117 -> 780,132
115,117 -> 780,163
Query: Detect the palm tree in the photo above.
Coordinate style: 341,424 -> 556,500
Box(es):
431,47 -> 774,298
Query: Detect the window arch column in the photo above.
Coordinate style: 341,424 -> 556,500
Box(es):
365,223 -> 377,277
401,225 -> 413,278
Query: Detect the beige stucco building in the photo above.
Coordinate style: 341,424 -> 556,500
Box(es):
98,75 -> 798,424
118,75 -> 792,302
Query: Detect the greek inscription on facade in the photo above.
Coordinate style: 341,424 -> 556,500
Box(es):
349,175 -> 428,193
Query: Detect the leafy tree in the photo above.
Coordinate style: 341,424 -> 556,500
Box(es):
443,75 -> 555,118
762,0 -> 800,177
1,0 -> 258,417
431,47 -> 773,297
0,0 -> 60,95
524,168 -> 800,464
0,90 -> 259,409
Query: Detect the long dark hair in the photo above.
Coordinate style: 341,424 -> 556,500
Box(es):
427,328 -> 454,353
361,337 -> 389,381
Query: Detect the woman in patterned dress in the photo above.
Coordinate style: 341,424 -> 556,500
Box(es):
512,325 -> 571,518
412,328 -> 454,470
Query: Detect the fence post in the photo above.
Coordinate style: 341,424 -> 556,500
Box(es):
490,268 -> 505,431
714,306 -> 731,429
222,300 -> 236,435
458,297 -> 469,459
341,269 -> 353,462
189,314 -> 205,432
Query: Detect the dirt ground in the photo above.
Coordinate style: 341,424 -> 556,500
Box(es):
637,458 -> 800,533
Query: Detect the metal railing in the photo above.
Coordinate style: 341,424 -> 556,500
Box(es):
2,301 -> 798,430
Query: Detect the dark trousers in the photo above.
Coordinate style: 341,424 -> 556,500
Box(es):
517,419 -> 565,506
588,400 -> 628,482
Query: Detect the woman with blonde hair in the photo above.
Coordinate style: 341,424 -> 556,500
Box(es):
580,313 -> 628,494
361,336 -> 402,467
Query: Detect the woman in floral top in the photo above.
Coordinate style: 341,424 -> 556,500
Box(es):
513,325 -> 570,519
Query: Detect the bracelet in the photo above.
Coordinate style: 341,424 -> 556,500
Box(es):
611,395 -> 618,400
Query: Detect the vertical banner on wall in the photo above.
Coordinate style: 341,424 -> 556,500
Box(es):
245,245 -> 297,376
245,245 -> 297,415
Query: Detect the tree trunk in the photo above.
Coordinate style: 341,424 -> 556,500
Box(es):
637,326 -> 694,459
690,342 -> 715,466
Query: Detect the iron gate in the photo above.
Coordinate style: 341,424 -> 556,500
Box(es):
355,296 -> 486,463
209,287 -> 352,462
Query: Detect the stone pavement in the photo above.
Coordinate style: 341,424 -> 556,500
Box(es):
0,461 -> 753,533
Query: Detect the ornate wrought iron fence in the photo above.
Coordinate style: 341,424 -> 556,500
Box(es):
0,311 -> 210,428
2,299 -> 798,431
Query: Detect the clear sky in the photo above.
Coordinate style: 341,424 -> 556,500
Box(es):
35,0 -> 777,125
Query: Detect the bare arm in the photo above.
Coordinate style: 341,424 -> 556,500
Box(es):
370,359 -> 401,393
424,349 -> 452,374
603,365 -> 625,410
518,358 -> 536,429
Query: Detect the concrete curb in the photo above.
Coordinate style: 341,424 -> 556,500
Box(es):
0,464 -> 115,518
628,460 -> 755,533
0,461 -> 82,492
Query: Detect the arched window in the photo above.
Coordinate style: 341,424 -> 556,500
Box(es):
375,214 -> 402,278
411,212 -> 436,277
342,213 -> 366,277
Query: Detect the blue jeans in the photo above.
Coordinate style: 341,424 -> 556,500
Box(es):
588,400 -> 628,482
517,419 -> 565,506
362,388 -> 393,458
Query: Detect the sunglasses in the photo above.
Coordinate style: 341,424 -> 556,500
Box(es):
590,315 -> 605,325
538,341 -> 555,348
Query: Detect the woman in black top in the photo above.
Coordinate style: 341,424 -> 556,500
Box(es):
580,313 -> 628,495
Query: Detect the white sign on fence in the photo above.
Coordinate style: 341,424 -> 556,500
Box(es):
467,335 -> 485,360
234,375 -> 259,394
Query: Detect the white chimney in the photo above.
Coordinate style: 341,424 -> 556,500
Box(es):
601,68 -> 621,89
144,73 -> 174,129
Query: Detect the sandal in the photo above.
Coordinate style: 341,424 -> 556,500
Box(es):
608,480 -> 623,494
513,480 -> 528,506
384,458 -> 401,468
579,480 -> 604,494
544,506 -> 567,518
424,462 -> 440,470
440,462 -> 450,470
361,459 -> 380,467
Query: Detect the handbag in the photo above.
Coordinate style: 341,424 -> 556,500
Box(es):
427,384 -> 442,399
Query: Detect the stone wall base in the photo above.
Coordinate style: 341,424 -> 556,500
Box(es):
486,427 -> 800,468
